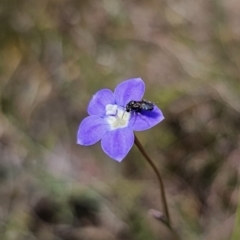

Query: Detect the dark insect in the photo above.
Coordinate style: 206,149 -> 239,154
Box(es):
126,99 -> 154,113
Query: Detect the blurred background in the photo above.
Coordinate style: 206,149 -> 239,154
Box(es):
0,0 -> 240,239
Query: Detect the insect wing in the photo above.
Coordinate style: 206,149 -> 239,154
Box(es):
141,100 -> 154,111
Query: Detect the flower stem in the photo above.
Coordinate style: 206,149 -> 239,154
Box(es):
134,134 -> 170,225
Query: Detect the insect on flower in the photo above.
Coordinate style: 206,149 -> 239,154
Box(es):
126,99 -> 154,112
77,78 -> 164,162
122,99 -> 154,118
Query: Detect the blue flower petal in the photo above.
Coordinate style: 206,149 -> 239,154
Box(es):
129,106 -> 164,131
88,89 -> 115,116
101,128 -> 134,162
114,78 -> 145,107
77,116 -> 109,145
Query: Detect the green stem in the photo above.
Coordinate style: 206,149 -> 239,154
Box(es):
134,134 -> 170,224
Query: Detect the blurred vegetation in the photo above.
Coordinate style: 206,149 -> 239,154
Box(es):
0,0 -> 240,239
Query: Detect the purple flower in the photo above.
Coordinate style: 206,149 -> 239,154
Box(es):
77,78 -> 164,162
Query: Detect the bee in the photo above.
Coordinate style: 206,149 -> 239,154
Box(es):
126,99 -> 154,113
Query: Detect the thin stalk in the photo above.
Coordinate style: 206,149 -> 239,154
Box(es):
134,134 -> 170,224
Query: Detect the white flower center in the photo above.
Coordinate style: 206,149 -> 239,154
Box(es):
105,104 -> 131,129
